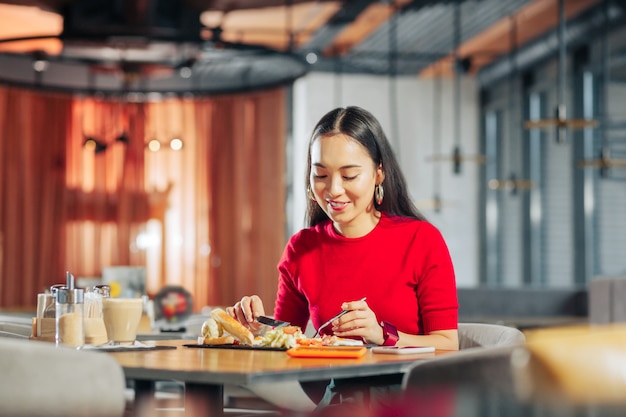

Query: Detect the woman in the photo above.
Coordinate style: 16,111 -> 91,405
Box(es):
228,106 -> 458,351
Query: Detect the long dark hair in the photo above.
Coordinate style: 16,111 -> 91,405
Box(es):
305,106 -> 425,227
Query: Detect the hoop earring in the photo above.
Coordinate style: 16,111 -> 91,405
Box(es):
375,184 -> 384,205
307,186 -> 316,201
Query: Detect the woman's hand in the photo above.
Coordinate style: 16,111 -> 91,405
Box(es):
330,298 -> 384,345
226,295 -> 266,336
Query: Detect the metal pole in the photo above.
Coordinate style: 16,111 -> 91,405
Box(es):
556,0 -> 568,144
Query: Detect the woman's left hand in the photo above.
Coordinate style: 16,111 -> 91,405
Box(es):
331,298 -> 384,345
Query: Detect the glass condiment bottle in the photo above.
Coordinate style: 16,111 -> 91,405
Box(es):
83,284 -> 109,346
56,286 -> 85,348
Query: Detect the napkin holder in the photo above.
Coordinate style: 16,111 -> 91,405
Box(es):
30,317 -> 56,342
32,316 -> 108,345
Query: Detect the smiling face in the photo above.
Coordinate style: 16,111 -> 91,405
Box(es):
309,133 -> 384,238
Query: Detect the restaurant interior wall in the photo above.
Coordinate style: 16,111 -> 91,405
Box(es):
478,20 -> 626,288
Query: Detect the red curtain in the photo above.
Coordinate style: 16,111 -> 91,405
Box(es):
204,91 -> 287,311
0,88 -> 70,307
64,98 -> 149,276
0,86 -> 287,313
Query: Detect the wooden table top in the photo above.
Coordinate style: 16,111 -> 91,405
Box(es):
109,340 -> 455,386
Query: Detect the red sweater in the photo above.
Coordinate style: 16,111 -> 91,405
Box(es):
274,213 -> 458,336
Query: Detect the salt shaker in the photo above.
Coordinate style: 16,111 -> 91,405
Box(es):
55,272 -> 85,348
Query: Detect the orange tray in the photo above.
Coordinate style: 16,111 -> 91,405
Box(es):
286,346 -> 367,358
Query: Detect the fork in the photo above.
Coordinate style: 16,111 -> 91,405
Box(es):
313,297 -> 367,338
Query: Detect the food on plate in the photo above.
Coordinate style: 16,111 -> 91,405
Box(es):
200,335 -> 235,345
254,327 -> 365,349
209,307 -> 254,345
201,318 -> 223,339
197,313 -> 364,348
256,325 -> 305,349
297,334 -> 364,347
324,335 -> 364,346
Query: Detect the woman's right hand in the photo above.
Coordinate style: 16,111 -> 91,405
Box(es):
226,295 -> 266,336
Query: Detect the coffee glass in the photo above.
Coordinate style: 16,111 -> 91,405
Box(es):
102,298 -> 143,345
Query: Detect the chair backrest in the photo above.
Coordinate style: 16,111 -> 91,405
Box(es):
458,322 -> 526,349
402,344 -> 520,391
400,344 -> 525,417
401,323 -> 526,398
0,338 -> 127,417
0,321 -> 32,338
589,275 -> 626,324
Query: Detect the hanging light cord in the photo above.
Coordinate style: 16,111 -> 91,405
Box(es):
509,15 -> 517,176
333,54 -> 343,108
388,2 -> 401,154
555,0 -> 569,144
600,0 -> 610,151
452,0 -> 462,174
433,64 -> 442,206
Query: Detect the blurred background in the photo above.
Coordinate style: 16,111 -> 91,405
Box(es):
0,0 -> 624,321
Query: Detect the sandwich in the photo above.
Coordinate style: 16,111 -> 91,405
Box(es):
204,307 -> 254,345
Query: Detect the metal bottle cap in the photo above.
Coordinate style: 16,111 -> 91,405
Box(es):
56,287 -> 84,304
93,284 -> 111,297
49,284 -> 66,294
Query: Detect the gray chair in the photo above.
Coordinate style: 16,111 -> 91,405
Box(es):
402,344 -> 521,392
402,323 -> 526,397
589,275 -> 626,324
458,322 -> 526,349
0,321 -> 32,339
398,345 -> 527,417
0,338 -> 127,417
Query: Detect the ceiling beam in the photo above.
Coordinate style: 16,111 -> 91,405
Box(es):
299,0 -> 379,53
477,0 -> 626,85
319,0 -> 415,56
419,0 -> 602,78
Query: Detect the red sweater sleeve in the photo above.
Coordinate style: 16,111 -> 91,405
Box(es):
414,222 -> 458,333
273,231 -> 310,329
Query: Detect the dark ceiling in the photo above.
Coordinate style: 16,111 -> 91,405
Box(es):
0,0 -> 623,94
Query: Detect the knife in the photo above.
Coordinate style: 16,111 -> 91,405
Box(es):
257,316 -> 290,328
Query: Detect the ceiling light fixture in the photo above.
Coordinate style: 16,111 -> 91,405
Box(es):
578,0 -> 623,177
523,0 -> 598,142
32,50 -> 48,73
488,174 -> 534,195
147,139 -> 161,152
83,137 -> 108,154
169,137 -> 184,151
427,1 -> 485,175
145,137 -> 183,152
489,14 -> 533,194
